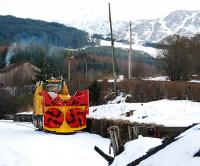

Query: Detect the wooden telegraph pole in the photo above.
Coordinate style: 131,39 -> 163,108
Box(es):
67,49 -> 74,81
83,50 -> 88,80
67,49 -> 71,81
108,3 -> 117,95
85,61 -> 88,80
128,21 -> 133,79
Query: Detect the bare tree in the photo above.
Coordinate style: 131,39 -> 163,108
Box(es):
189,34 -> 200,76
132,60 -> 158,78
158,36 -> 190,81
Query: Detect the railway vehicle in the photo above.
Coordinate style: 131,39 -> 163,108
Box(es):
33,78 -> 89,133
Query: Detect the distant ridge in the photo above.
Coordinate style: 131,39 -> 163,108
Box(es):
0,15 -> 89,48
67,10 -> 200,45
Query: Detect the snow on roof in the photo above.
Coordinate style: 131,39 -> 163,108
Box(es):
111,136 -> 162,166
89,99 -> 200,127
133,124 -> 200,166
0,61 -> 29,73
111,124 -> 200,166
16,112 -> 33,115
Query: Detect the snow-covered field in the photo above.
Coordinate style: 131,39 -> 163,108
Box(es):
0,120 -> 165,166
0,121 -> 110,166
100,40 -> 158,58
2,94 -> 200,166
2,96 -> 200,166
144,76 -> 200,83
1,120 -> 200,166
89,99 -> 200,127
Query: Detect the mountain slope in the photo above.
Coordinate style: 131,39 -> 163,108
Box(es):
67,10 -> 200,45
0,15 -> 89,48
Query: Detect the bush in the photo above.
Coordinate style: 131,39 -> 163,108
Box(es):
0,86 -> 33,119
98,80 -> 200,103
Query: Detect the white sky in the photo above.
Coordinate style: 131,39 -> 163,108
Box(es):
0,0 -> 199,23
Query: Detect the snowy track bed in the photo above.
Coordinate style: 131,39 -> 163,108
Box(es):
0,121 -> 110,166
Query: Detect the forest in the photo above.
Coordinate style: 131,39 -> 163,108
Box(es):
0,15 -> 89,48
0,15 -> 157,81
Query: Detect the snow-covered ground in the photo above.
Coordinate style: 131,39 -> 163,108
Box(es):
189,80 -> 200,83
0,121 -> 111,166
144,76 -> 200,83
2,96 -> 200,166
143,76 -> 169,81
100,40 -> 158,58
3,119 -> 200,166
89,99 -> 200,127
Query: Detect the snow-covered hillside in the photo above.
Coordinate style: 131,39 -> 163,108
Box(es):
67,10 -> 200,45
100,40 -> 158,58
67,10 -> 200,57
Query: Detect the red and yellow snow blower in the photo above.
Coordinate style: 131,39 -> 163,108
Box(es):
33,79 -> 89,133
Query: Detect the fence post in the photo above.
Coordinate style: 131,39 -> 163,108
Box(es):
108,126 -> 121,157
128,125 -> 139,140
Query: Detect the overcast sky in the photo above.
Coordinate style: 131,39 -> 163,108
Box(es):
0,0 -> 199,22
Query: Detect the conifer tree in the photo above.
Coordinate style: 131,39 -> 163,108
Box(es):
89,81 -> 101,106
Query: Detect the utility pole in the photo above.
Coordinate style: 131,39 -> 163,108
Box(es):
128,21 -> 133,79
108,3 -> 117,95
67,49 -> 73,81
85,61 -> 88,80
83,50 -> 88,80
67,49 -> 71,81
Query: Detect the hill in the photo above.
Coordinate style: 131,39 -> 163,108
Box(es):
68,10 -> 200,45
0,15 -> 89,48
0,16 -> 157,80
85,46 -> 155,65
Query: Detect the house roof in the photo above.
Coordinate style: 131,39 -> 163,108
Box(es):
127,124 -> 200,166
0,61 -> 33,73
0,45 -> 9,54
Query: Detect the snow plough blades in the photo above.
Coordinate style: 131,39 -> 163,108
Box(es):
33,79 -> 89,133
